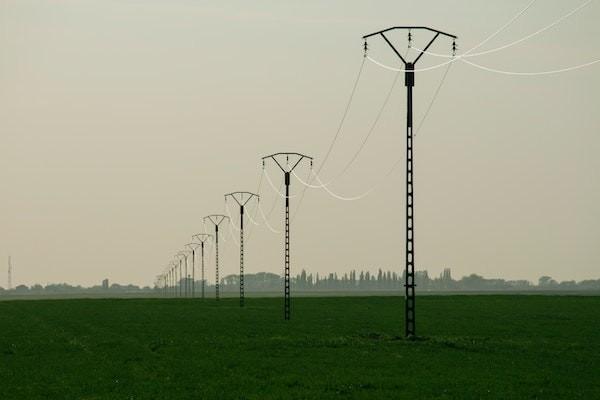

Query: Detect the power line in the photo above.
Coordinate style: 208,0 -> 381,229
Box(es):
224,191 -> 259,307
315,56 -> 366,177
414,62 -> 453,137
416,0 -> 593,59
203,214 -> 229,300
317,70 -> 402,188
461,57 -> 600,76
262,152 -> 313,321
363,25 -> 457,338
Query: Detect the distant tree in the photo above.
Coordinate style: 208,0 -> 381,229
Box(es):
15,284 -> 29,293
538,276 -> 558,288
459,274 -> 485,290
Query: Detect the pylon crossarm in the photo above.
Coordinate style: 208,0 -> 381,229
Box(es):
203,214 -> 229,226
362,26 -> 457,40
262,153 -> 313,173
225,192 -> 259,207
381,32 -> 407,64
192,233 -> 213,243
413,32 -> 440,64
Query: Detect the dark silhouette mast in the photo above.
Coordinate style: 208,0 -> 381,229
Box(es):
362,26 -> 457,338
203,215 -> 229,300
262,152 -> 312,320
225,191 -> 259,307
192,233 -> 213,299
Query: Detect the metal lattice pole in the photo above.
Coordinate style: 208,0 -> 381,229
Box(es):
362,26 -> 457,337
262,153 -> 312,320
203,216 -> 228,301
192,249 -> 195,297
201,243 -> 205,298
212,228 -> 220,300
193,234 -> 212,300
186,242 -> 202,299
284,172 -> 290,320
225,192 -> 259,308
240,206 -> 244,306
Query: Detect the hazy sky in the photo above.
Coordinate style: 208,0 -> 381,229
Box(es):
1,0 -> 599,287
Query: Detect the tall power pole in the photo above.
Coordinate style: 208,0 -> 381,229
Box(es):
262,152 -> 312,320
7,256 -> 12,290
203,215 -> 229,300
177,251 -> 190,297
225,191 -> 259,307
363,26 -> 456,338
175,254 -> 184,297
185,243 -> 201,298
192,233 -> 213,299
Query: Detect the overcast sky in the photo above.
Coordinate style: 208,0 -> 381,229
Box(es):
1,0 -> 599,287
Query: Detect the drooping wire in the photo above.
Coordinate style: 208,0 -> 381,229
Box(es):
316,69 -> 402,188
461,57 -> 600,76
369,0 -> 538,71
225,199 -> 241,233
414,62 -> 453,137
293,170 -> 376,201
258,201 -> 281,234
315,55 -> 366,177
415,0 -> 592,59
464,0 -> 538,56
291,61 -> 452,202
227,217 -> 240,247
264,168 -> 297,198
366,56 -> 456,73
291,41 -> 411,215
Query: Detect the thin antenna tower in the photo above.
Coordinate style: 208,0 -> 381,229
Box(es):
203,215 -> 229,300
363,26 -> 457,338
262,152 -> 313,320
225,191 -> 260,307
192,233 -> 213,299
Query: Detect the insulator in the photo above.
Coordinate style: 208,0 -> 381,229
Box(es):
408,30 -> 412,48
363,40 -> 368,56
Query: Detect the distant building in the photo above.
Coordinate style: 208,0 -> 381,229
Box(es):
102,279 -> 109,290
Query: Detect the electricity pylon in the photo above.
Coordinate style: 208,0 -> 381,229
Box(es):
175,253 -> 186,297
170,261 -> 177,297
192,233 -> 213,299
225,191 -> 260,307
7,256 -> 12,290
171,261 -> 177,297
363,26 -> 457,338
203,215 -> 229,300
262,152 -> 313,320
185,243 -> 201,298
177,251 -> 190,297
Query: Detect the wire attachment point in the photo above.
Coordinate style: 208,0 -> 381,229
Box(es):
408,29 -> 412,48
452,39 -> 457,57
363,40 -> 368,57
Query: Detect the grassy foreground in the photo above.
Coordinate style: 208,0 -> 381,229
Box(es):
1,296 -> 599,399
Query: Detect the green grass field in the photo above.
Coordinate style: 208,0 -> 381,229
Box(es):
1,296 -> 599,399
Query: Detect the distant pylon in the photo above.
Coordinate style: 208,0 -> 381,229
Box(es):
8,256 -> 12,290
225,191 -> 259,307
261,152 -> 312,320
203,215 -> 229,300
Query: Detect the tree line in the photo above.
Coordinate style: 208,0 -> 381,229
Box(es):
2,268 -> 600,296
